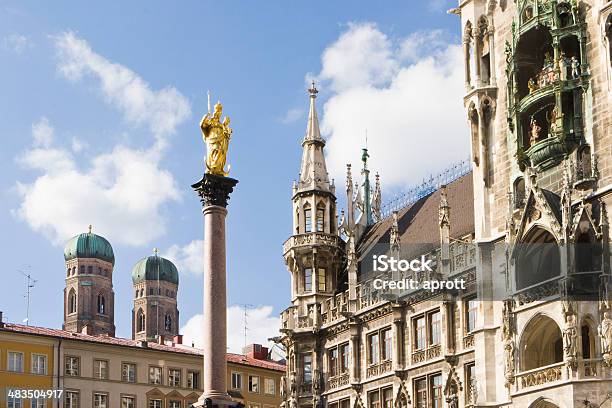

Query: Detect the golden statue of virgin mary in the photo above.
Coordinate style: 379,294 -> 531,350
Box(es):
200,100 -> 232,176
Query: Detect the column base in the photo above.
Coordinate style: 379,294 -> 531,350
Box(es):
192,393 -> 241,408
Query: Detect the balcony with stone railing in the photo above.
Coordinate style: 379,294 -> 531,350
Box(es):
281,305 -> 316,332
327,372 -> 350,389
365,360 -> 393,378
283,232 -> 342,255
515,362 -> 564,391
411,344 -> 442,365
463,333 -> 475,349
321,290 -> 350,325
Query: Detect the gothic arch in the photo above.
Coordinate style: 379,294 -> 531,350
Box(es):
528,397 -> 560,408
580,315 -> 597,358
516,226 -> 560,289
68,288 -> 77,314
137,308 -> 146,332
97,293 -> 106,314
519,314 -> 563,371
468,102 -> 479,165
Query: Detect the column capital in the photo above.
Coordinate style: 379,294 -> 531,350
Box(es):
192,173 -> 239,208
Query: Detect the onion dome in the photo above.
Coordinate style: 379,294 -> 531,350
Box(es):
132,253 -> 179,285
64,226 -> 115,265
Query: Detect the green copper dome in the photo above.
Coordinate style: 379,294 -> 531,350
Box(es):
64,231 -> 115,265
132,255 -> 179,285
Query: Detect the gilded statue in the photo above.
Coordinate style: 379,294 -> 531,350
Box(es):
200,100 -> 232,176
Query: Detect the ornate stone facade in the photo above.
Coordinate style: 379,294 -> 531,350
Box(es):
278,1 -> 612,407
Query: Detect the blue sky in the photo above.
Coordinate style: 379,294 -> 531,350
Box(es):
0,1 -> 469,352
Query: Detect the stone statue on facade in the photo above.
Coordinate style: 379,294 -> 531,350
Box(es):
503,338 -> 515,385
571,56 -> 580,79
558,52 -> 567,81
599,311 -> 612,366
200,100 -> 233,176
529,118 -> 542,146
563,313 -> 578,368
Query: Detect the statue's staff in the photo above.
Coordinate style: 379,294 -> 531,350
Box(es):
207,90 -> 211,114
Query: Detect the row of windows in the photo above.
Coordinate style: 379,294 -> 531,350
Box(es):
5,351 -> 47,374
58,391 -> 193,408
318,300 -> 478,374
302,207 -> 325,233
135,287 -> 177,298
230,372 -> 276,395
66,266 -> 110,277
304,267 -> 326,292
67,291 -> 108,315
64,356 -> 199,389
135,309 -> 174,332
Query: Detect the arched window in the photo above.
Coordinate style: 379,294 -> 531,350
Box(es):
513,177 -> 526,209
97,294 -> 106,314
68,289 -> 77,314
520,315 -> 563,371
581,323 -> 594,359
516,228 -> 560,290
140,289 -> 144,297
149,288 -> 153,295
477,16 -> 491,86
137,309 -> 146,332
67,268 -> 71,277
80,266 -> 85,274
316,205 -> 325,232
72,267 -> 76,275
165,314 -> 172,331
304,204 -> 312,233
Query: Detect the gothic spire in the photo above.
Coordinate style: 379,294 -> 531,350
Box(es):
361,148 -> 374,226
296,82 -> 332,195
305,81 -> 322,142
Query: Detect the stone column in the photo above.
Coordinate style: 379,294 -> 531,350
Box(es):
487,28 -> 496,86
463,38 -> 472,90
392,303 -> 404,371
192,173 -> 239,408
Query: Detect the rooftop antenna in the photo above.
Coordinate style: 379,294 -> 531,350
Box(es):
242,304 -> 253,354
18,267 -> 37,326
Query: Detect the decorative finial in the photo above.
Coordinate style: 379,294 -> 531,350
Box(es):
153,248 -> 159,257
308,81 -> 318,98
88,224 -> 92,234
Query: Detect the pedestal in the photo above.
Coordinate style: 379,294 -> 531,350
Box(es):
192,173 -> 239,408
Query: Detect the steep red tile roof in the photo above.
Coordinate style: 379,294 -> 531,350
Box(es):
0,323 -> 285,372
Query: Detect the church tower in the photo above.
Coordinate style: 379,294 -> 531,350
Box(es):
283,82 -> 343,310
131,250 -> 180,341
63,226 -> 116,336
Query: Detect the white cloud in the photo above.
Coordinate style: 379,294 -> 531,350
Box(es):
3,34 -> 31,54
181,306 -> 281,354
15,126 -> 181,246
15,32 -> 190,247
319,23 -> 398,93
164,240 -> 204,275
32,117 -> 54,147
54,31 -> 190,140
279,107 -> 304,124
315,24 -> 468,188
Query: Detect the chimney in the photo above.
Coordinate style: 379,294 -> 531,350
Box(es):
157,335 -> 164,345
243,344 -> 269,360
0,311 -> 4,328
173,335 -> 183,345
